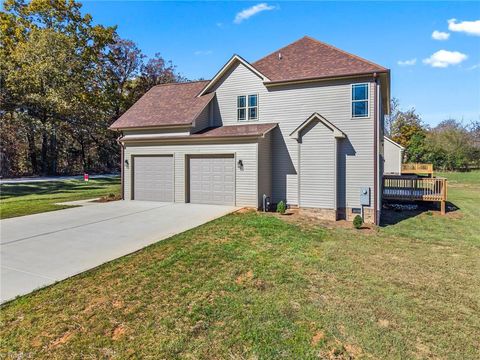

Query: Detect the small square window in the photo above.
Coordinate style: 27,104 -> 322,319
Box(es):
352,84 -> 368,101
237,94 -> 258,121
237,95 -> 246,108
248,94 -> 257,107
352,101 -> 368,117
248,107 -> 257,120
238,108 -> 246,121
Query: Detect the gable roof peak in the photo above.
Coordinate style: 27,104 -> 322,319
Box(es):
290,112 -> 346,140
198,54 -> 269,96
253,35 -> 388,83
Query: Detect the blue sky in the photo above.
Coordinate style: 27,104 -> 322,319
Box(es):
81,1 -> 480,126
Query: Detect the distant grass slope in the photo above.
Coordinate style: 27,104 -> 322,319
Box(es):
0,172 -> 479,359
0,177 -> 120,219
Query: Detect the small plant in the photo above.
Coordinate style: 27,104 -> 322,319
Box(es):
353,215 -> 363,229
108,193 -> 116,198
276,201 -> 286,215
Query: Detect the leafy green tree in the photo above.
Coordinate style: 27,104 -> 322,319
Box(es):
406,132 -> 428,163
390,108 -> 426,149
425,119 -> 477,171
1,0 -> 116,175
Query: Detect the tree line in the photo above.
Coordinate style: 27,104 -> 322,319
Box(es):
1,1 -> 478,178
0,0 -> 185,177
386,98 -> 480,171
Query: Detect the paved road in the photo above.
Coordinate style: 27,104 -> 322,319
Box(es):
0,174 -> 119,184
0,201 -> 239,303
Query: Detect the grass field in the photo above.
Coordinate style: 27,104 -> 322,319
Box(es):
0,177 -> 121,219
0,172 -> 479,359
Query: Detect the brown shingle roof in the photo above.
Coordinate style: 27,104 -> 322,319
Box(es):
120,123 -> 278,142
109,81 -> 214,129
192,123 -> 277,138
111,36 -> 388,130
253,36 -> 388,83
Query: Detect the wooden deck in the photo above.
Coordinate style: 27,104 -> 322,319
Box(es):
401,163 -> 434,176
383,175 -> 448,214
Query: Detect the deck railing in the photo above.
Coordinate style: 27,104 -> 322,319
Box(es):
401,163 -> 434,175
383,175 -> 447,214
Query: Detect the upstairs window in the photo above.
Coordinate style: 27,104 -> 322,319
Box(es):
352,83 -> 369,118
237,94 -> 258,121
248,94 -> 258,120
237,96 -> 246,121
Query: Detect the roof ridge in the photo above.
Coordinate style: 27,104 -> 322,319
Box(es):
252,36 -> 309,65
253,35 -> 387,72
302,35 -> 387,71
152,80 -> 210,88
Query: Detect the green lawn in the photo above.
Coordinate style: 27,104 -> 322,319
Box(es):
1,172 -> 479,359
0,177 -> 121,219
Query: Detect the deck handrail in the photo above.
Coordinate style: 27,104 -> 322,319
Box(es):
401,163 -> 433,174
383,175 -> 447,214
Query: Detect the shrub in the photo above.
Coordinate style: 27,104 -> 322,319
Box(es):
353,215 -> 363,229
276,201 -> 286,214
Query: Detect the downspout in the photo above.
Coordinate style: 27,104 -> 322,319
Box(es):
373,73 -> 379,225
116,132 -> 125,200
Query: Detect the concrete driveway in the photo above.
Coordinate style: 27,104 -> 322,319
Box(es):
0,201 -> 238,303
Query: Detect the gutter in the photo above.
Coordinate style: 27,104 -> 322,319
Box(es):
109,124 -> 193,132
119,134 -> 266,144
116,132 -> 125,200
373,73 -> 379,225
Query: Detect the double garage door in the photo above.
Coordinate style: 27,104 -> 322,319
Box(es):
132,155 -> 234,205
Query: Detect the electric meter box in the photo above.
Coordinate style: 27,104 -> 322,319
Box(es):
360,187 -> 370,206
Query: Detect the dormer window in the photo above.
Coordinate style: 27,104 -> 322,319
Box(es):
352,83 -> 369,118
237,94 -> 258,121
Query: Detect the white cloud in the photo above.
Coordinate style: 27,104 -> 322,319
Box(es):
432,30 -> 450,40
397,58 -> 417,66
234,3 -> 276,24
194,50 -> 213,56
423,50 -> 468,68
448,18 -> 480,36
467,63 -> 480,70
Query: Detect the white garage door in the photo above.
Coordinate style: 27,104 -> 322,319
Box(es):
133,156 -> 174,202
189,155 -> 235,205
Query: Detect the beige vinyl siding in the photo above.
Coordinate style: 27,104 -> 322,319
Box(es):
212,62 -> 376,209
191,105 -> 210,133
299,121 -> 335,208
384,138 -> 402,174
124,140 -> 258,207
257,131 -> 272,207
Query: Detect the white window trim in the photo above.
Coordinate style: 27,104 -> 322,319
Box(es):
237,94 -> 259,122
351,83 -> 369,119
237,95 -> 247,121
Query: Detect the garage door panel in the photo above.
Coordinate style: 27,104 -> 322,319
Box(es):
189,156 -> 235,205
133,156 -> 174,202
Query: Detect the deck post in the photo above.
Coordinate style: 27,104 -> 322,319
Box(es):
440,178 -> 447,215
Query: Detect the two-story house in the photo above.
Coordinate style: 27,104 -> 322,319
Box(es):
110,36 -> 390,224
